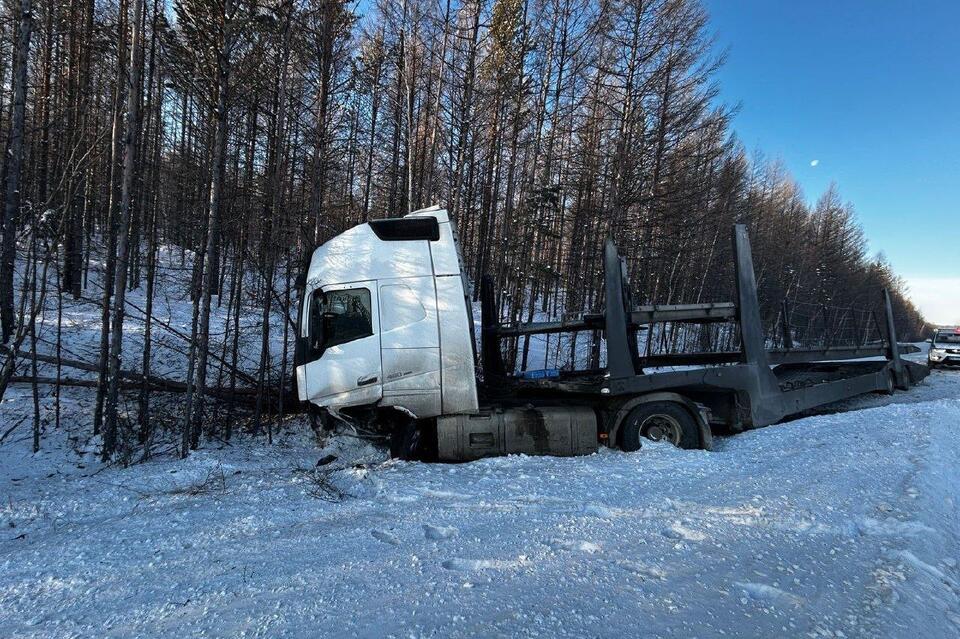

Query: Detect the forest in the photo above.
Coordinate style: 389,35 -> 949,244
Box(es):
0,0 -> 926,461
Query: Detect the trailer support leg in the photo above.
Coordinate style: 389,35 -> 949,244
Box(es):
734,225 -> 770,368
733,224 -> 786,426
604,238 -> 636,378
882,288 -> 908,390
480,275 -> 507,379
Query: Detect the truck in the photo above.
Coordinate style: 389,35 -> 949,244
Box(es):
294,206 -> 929,461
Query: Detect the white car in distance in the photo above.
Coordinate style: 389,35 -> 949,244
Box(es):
928,327 -> 960,369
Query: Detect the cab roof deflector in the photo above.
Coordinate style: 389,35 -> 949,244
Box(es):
369,217 -> 440,241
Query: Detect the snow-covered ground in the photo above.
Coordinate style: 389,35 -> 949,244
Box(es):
2,355 -> 959,637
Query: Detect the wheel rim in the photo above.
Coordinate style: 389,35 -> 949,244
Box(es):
639,413 -> 683,445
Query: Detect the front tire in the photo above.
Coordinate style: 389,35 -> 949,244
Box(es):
390,419 -> 422,460
619,402 -> 701,451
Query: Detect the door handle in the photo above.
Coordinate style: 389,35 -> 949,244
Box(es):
357,374 -> 379,387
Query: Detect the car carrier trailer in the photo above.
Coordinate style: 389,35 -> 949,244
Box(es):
294,206 -> 928,461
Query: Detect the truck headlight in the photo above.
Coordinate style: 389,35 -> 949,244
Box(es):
930,348 -> 946,355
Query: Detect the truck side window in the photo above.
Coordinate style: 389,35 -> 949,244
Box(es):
310,287 -> 373,354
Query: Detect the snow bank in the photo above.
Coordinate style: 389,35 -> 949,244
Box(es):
2,370 -> 960,637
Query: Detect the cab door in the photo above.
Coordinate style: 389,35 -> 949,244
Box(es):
378,277 -> 442,417
298,281 -> 382,408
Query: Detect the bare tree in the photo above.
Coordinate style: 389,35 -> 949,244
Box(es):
0,0 -> 33,343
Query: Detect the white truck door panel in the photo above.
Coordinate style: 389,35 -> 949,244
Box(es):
300,281 -> 383,409
380,350 -> 441,416
379,279 -> 439,349
379,279 -> 442,417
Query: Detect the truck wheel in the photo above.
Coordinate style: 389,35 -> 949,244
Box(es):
390,419 -> 425,460
620,402 -> 700,451
879,370 -> 895,395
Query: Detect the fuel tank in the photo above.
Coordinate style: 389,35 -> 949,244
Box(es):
436,406 -> 598,462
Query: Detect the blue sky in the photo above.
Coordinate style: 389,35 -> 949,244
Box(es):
704,0 -> 960,323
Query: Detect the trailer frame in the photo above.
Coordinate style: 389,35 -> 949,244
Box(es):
479,224 -> 927,448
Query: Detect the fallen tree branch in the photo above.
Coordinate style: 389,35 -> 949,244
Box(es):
9,375 -> 265,401
76,290 -> 261,388
1,347 -> 293,405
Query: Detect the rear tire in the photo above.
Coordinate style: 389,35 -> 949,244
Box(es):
879,370 -> 896,395
620,402 -> 701,451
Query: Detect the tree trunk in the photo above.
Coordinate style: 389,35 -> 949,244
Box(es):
0,0 -> 33,343
93,0 -> 130,435
102,0 -> 144,461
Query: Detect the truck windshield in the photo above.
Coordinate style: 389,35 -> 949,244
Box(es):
309,287 -> 373,354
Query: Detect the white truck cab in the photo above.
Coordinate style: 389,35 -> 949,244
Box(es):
296,206 -> 602,461
296,206 -> 479,423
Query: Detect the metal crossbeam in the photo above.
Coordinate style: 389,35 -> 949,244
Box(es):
495,317 -> 600,338
495,303 -> 737,338
630,302 -> 736,325
638,343 -> 919,368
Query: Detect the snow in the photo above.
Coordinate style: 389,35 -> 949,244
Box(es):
15,243 -> 291,386
2,362 -> 959,637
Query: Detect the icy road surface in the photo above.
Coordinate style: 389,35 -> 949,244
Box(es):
2,370 -> 959,638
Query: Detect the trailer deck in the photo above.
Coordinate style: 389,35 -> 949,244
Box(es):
479,224 -> 928,443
